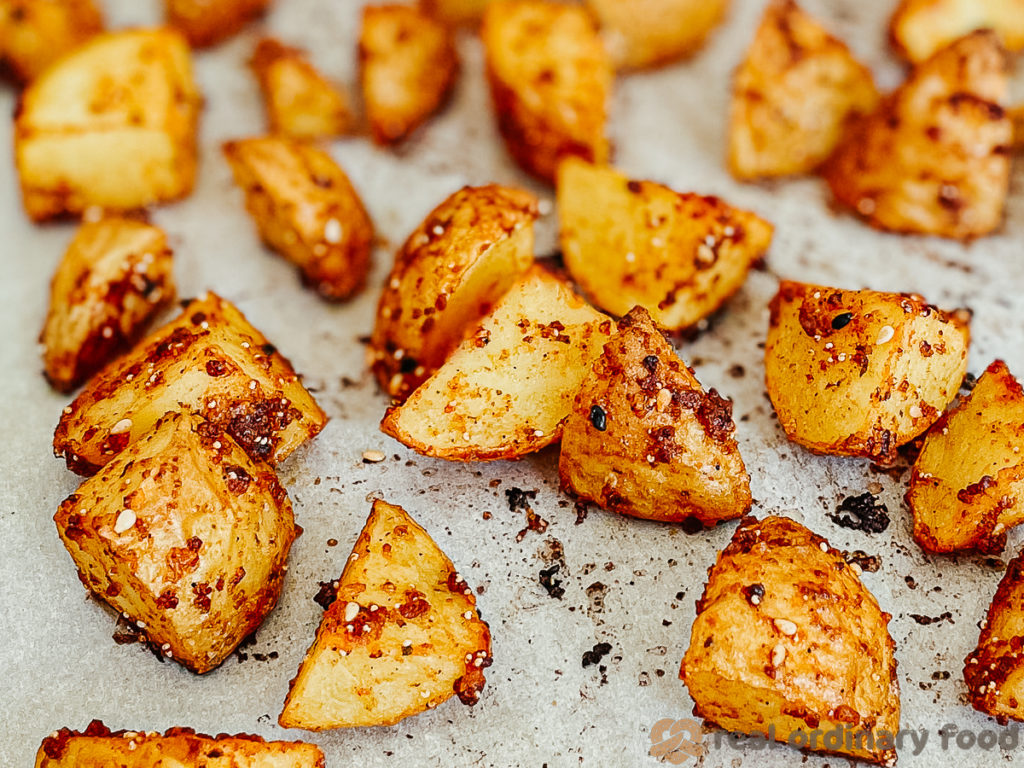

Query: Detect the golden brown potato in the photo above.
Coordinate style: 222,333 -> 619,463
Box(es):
250,38 -> 352,141
37,721 -> 324,767
890,0 -> 1024,63
557,157 -> 773,331
585,0 -> 728,70
54,411 -> 297,674
381,266 -> 614,461
370,184 -> 538,401
419,0 -> 493,26
823,31 -> 1011,240
53,292 -> 327,476
559,307 -> 750,527
224,136 -> 373,302
360,4 -> 458,145
14,28 -> 201,222
166,0 -> 270,48
766,281 -> 970,464
280,499 -> 491,729
482,0 -> 611,182
909,360 -> 1024,554
680,515 -> 900,765
0,0 -> 102,83
728,0 -> 878,180
41,218 -> 175,394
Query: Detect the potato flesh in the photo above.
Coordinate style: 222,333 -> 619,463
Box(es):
0,0 -> 103,82
890,0 -> 1024,62
166,0 -> 270,48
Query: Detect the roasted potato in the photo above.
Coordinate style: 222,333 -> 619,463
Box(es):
41,218 -> 175,393
224,136 -> 373,302
585,0 -> 728,70
0,0 -> 102,83
823,31 -> 1011,240
370,184 -> 538,401
728,0 -> 878,180
557,157 -> 773,331
766,281 -> 970,464
280,499 -> 491,729
53,292 -> 327,476
37,721 -> 324,767
54,411 -> 297,674
419,0 -> 493,26
680,515 -> 900,765
909,360 -> 1024,554
14,28 -> 201,222
890,0 -> 1024,63
1012,105 -> 1024,149
559,307 -> 750,527
381,266 -> 614,461
165,0 -> 270,48
360,4 -> 458,145
965,549 -> 1024,723
482,0 -> 611,182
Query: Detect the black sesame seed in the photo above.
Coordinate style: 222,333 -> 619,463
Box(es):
589,405 -> 607,431
642,355 -> 659,372
831,312 -> 854,330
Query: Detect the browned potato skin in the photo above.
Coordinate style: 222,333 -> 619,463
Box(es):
482,0 -> 611,182
559,307 -> 751,527
890,0 -> 1024,63
166,0 -> 270,48
729,0 -> 878,180
53,292 -> 327,476
360,4 -> 458,146
0,0 -> 102,83
823,31 -> 1011,240
765,281 -> 970,464
37,721 -> 324,767
54,411 -> 297,674
41,218 -> 175,393
680,516 -> 900,765
419,0 -> 493,26
370,184 -> 538,401
280,500 -> 491,729
224,137 -> 373,302
557,157 -> 773,331
909,360 -> 1024,554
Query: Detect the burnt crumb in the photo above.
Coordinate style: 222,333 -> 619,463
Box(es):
829,493 -> 890,534
589,404 -> 607,431
314,581 -> 338,610
932,670 -> 951,680
233,631 -> 258,663
843,550 -> 882,572
582,642 -> 612,667
539,564 -> 564,599
728,364 -> 745,379
909,611 -> 954,626
905,575 -> 918,589
961,372 -> 978,393
507,487 -> 548,541
574,501 -> 590,525
356,335 -> 371,345
742,583 -> 765,605
340,376 -> 359,389
112,616 -> 146,646
585,582 -> 608,614
223,465 -> 251,494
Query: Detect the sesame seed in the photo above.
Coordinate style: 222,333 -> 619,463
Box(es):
771,643 -> 786,667
420,690 -> 430,698
533,429 -> 544,437
625,252 -> 636,263
403,639 -> 412,647
774,618 -> 797,636
432,225 -> 445,236
819,542 -> 828,552
111,418 -> 133,435
876,325 -> 895,345
324,218 -> 343,244
344,602 -> 360,622
362,450 -> 386,463
463,611 -> 473,620
114,509 -> 137,534
909,405 -> 923,419
538,199 -> 553,215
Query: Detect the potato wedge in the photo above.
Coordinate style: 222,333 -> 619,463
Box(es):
585,0 -> 728,70
0,0 -> 102,83
381,266 -> 614,461
41,218 -> 174,393
680,515 -> 900,765
37,721 -> 324,767
765,281 -> 970,463
823,30 -> 1011,240
360,4 -> 458,145
55,411 -> 296,674
482,0 -> 611,182
14,28 -> 200,222
419,0 -> 493,26
370,184 -> 538,401
557,157 -> 773,331
909,360 -> 1024,554
280,499 -> 490,729
560,307 -> 750,527
224,136 -> 373,302
728,0 -> 878,180
166,0 -> 270,48
890,0 -> 1024,63
53,292 -> 327,475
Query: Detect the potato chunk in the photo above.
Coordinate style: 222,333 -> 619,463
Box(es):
370,184 -> 538,401
280,499 -> 491,729
54,411 -> 297,674
482,0 -> 611,182
560,307 -> 750,527
381,266 -> 614,461
728,0 -> 877,179
53,292 -> 327,475
909,360 -> 1024,554
823,31 -> 1011,240
0,0 -> 102,83
41,218 -> 174,393
890,0 -> 1024,63
419,0 -> 493,26
557,158 -> 773,331
166,0 -> 270,48
224,136 -> 373,301
37,721 -> 324,767
680,516 -> 900,765
765,281 -> 969,463
360,4 -> 458,145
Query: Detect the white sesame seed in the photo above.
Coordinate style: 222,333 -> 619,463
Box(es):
876,325 -> 895,345
420,690 -> 430,698
324,218 -> 343,244
771,643 -> 786,667
909,405 -> 923,419
819,542 -> 828,552
344,602 -> 360,622
533,429 -> 544,437
774,618 -> 798,636
111,418 -> 133,435
432,225 -> 445,236
403,639 -> 412,647
625,252 -> 636,263
750,594 -> 761,606
114,509 -> 137,534
538,199 -> 553,216
362,450 -> 386,463
463,611 -> 473,620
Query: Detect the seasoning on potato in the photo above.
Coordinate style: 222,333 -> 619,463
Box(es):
0,0 -> 102,83
165,0 -> 270,48
889,0 -> 1024,63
